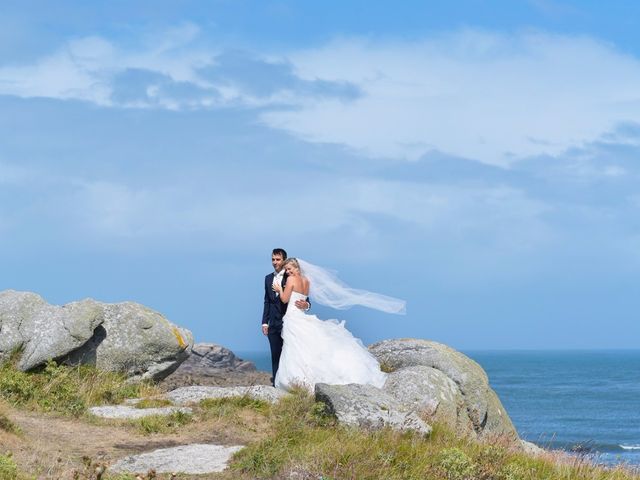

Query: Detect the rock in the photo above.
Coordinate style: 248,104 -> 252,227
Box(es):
0,290 -> 104,370
174,343 -> 256,373
159,343 -> 270,389
63,301 -> 193,381
370,338 -> 518,440
165,385 -> 286,405
0,289 -> 193,381
109,444 -> 244,474
521,440 -> 545,456
314,383 -> 432,435
383,365 -> 473,435
88,405 -> 192,419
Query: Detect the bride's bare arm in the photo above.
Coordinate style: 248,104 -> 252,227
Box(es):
274,279 -> 295,303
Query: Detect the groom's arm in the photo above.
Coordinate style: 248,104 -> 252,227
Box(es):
294,298 -> 311,311
261,276 -> 269,335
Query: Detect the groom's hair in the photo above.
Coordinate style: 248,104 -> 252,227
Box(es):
272,248 -> 287,259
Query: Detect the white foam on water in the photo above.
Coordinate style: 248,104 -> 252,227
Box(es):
620,445 -> 640,451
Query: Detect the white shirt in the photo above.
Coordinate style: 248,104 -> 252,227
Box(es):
273,269 -> 285,296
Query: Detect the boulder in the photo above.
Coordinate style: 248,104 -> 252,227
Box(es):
370,338 -> 517,440
0,290 -> 104,370
383,365 -> 473,435
0,290 -> 193,381
315,383 -> 432,435
63,301 -> 193,381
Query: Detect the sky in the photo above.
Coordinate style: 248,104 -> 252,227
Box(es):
2,0 -> 640,352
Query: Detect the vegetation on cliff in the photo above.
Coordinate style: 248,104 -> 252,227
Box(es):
0,362 -> 638,479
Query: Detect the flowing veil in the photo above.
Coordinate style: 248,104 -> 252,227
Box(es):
297,258 -> 406,315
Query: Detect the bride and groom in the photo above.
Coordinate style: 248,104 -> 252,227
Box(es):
261,248 -> 405,392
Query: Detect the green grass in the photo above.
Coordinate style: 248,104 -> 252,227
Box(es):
0,405 -> 20,435
228,388 -> 640,480
133,398 -> 173,409
0,454 -> 21,480
134,410 -> 193,435
0,360 -> 157,417
199,395 -> 272,419
0,455 -> 33,480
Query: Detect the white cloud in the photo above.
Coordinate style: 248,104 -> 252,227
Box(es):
4,27 -> 640,170
263,31 -> 640,165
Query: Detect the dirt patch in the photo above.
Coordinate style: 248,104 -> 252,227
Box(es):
0,401 -> 272,479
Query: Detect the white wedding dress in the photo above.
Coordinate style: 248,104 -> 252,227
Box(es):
274,291 -> 387,392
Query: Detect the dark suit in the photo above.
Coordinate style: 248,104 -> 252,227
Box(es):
262,271 -> 289,383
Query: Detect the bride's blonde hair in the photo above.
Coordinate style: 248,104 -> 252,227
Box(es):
284,257 -> 301,272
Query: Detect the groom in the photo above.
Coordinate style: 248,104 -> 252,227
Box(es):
262,248 -> 309,385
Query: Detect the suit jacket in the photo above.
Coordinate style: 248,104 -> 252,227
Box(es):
262,271 -> 289,333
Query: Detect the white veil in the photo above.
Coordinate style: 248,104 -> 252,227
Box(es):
297,258 -> 406,315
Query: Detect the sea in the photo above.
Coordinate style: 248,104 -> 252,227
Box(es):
237,349 -> 640,468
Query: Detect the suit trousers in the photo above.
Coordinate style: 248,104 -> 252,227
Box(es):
267,330 -> 284,384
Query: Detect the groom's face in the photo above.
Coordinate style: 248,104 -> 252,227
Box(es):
272,254 -> 285,272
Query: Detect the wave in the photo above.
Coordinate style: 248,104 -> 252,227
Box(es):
534,440 -> 640,454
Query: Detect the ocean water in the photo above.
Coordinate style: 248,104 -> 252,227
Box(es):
238,349 -> 640,467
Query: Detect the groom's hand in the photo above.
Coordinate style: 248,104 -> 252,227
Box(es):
294,299 -> 309,310
262,324 -> 269,336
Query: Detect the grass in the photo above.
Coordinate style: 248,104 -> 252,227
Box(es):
0,360 -> 159,417
0,403 -> 20,435
134,410 -> 193,435
1,359 -> 638,480
226,388 -> 640,480
133,398 -> 173,409
199,396 -> 272,419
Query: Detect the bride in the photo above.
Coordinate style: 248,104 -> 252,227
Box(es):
273,257 -> 405,392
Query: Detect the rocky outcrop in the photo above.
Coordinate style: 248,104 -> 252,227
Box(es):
176,343 -> 256,373
370,338 -> 518,440
0,290 -> 193,381
383,365 -> 473,435
160,343 -> 270,389
315,383 -> 432,435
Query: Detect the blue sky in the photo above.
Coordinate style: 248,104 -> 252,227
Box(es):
2,0 -> 640,352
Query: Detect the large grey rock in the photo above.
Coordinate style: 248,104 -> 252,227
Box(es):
370,338 -> 517,440
166,385 -> 286,405
315,383 -> 431,435
110,444 -> 244,474
0,290 -> 104,370
0,290 -> 193,381
63,302 -> 193,381
383,365 -> 473,435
